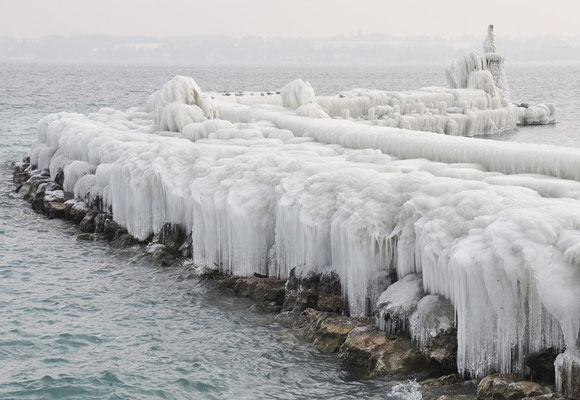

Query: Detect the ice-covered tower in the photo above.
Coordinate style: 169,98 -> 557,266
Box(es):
483,25 -> 510,103
483,24 -> 496,53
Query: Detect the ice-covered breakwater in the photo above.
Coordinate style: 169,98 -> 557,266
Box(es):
217,25 -> 555,137
22,28 -> 578,397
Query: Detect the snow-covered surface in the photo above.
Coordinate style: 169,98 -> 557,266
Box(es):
376,274 -> 424,334
27,27 -> 579,382
409,295 -> 455,352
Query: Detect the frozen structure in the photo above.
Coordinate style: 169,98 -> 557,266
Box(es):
222,25 -> 554,135
26,26 -> 578,396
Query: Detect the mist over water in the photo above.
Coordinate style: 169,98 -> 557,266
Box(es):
1,62 -> 577,399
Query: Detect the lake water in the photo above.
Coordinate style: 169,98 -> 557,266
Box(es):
1,62 -> 578,399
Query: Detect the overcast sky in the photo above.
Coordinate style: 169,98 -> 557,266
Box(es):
2,0 -> 579,38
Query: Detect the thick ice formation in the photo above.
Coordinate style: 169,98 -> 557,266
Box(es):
376,274 -> 424,334
146,76 -> 218,131
214,26 -> 553,137
280,79 -> 316,109
25,26 -> 577,385
409,295 -> 455,352
31,89 -> 580,379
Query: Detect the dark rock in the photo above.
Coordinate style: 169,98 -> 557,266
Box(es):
64,201 -> 89,224
110,234 -> 138,249
477,374 -> 554,400
17,182 -> 31,194
76,233 -> 105,241
158,222 -> 187,251
79,211 -> 99,233
437,396 -> 476,400
422,374 -> 469,388
31,193 -> 45,213
339,325 -> 431,378
319,271 -> 341,296
103,219 -> 125,240
217,276 -> 286,307
178,236 -> 193,258
526,348 -> 557,384
233,277 -> 286,305
94,213 -> 111,234
425,332 -> 458,370
54,168 -> 64,186
45,201 -> 66,219
283,288 -> 319,313
522,395 -> 564,400
150,245 -> 182,266
282,268 -> 346,314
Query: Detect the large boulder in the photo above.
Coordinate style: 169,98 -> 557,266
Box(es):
282,269 -> 345,314
293,308 -> 370,353
376,274 -> 424,335
218,276 -> 286,309
410,294 -> 457,368
555,349 -> 580,399
339,325 -> 431,378
525,348 -> 557,384
477,374 -> 554,400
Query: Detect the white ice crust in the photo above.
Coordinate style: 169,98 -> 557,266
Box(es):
28,27 -> 577,383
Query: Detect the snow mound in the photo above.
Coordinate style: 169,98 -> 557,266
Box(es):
376,274 -> 425,335
146,76 -> 218,131
281,79 -> 316,109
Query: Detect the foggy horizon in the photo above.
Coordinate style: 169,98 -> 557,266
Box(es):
3,32 -> 580,65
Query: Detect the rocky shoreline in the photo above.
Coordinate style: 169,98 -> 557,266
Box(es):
12,158 -> 572,400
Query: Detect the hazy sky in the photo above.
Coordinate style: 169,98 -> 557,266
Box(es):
2,0 -> 579,38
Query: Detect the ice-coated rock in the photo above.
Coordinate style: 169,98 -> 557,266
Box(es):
280,78 -> 316,109
376,274 -> 425,335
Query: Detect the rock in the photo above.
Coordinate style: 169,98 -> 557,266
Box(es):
283,269 -> 319,313
555,349 -> 580,399
178,236 -> 193,258
31,192 -> 45,213
317,293 -> 346,314
110,233 -> 138,249
339,325 -> 430,378
526,348 -> 557,384
410,294 -> 457,368
103,219 -> 125,240
54,168 -> 64,186
158,222 -> 187,251
94,213 -> 111,234
425,333 -> 458,370
150,245 -> 182,266
17,182 -> 31,195
64,200 -> 89,224
218,276 -> 286,307
79,211 -> 99,233
45,201 -> 66,219
422,374 -> 468,388
367,269 -> 397,313
376,273 -> 424,335
293,309 -> 370,353
233,277 -> 286,305
76,233 -> 105,241
282,268 -> 346,314
477,374 -> 554,400
438,396 -> 476,400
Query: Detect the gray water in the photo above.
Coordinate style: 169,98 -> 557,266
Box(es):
1,63 -> 579,399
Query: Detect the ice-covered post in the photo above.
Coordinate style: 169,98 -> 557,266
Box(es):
484,25 -> 510,103
555,348 -> 580,398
